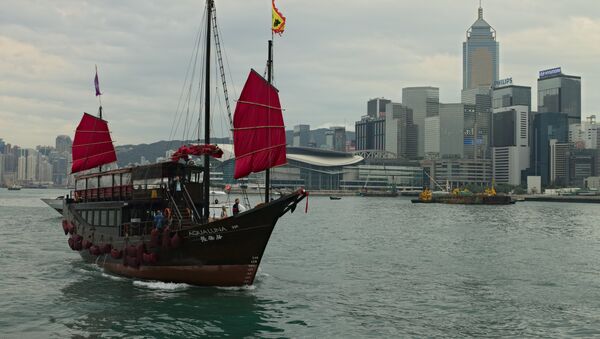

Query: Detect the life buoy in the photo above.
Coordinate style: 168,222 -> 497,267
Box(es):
126,245 -> 137,257
149,229 -> 160,248
82,239 -> 92,250
89,245 -> 101,256
101,244 -> 112,254
164,208 -> 172,219
162,227 -> 171,249
136,243 -> 146,260
143,252 -> 159,264
111,248 -> 122,259
170,233 -> 183,249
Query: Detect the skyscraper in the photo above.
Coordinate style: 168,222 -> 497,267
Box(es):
492,84 -> 531,111
531,112 -> 569,186
55,135 -> 72,154
402,87 -> 439,158
292,124 -> 310,147
537,67 -> 581,125
367,98 -> 391,119
491,105 -> 530,186
385,103 -> 417,159
463,4 -> 499,90
355,115 -> 385,151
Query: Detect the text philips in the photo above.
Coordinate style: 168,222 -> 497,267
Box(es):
493,78 -> 513,88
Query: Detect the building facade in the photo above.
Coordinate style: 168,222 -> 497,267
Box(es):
385,103 -> 417,159
292,124 -> 310,147
492,84 -> 531,111
537,68 -> 581,125
367,98 -> 391,119
531,112 -> 569,186
492,105 -> 530,186
355,115 -> 385,151
421,158 -> 493,189
402,87 -> 439,158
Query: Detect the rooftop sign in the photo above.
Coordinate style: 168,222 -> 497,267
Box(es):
493,77 -> 513,88
539,67 -> 562,79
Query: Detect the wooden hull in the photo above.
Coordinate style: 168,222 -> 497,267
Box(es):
63,190 -> 306,286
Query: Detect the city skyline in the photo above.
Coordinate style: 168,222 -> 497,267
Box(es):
1,1 -> 600,148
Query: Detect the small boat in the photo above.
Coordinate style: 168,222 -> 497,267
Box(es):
41,196 -> 64,214
7,184 -> 22,191
329,196 -> 342,200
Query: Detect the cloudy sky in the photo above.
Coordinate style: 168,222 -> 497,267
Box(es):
1,0 -> 599,148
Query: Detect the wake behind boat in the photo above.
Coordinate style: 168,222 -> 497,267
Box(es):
58,0 -> 307,286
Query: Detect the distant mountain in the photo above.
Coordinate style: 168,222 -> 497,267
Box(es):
115,129 -> 356,166
115,138 -> 230,167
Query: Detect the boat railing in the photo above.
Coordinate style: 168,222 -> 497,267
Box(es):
120,221 -> 154,237
182,185 -> 202,224
163,186 -> 183,229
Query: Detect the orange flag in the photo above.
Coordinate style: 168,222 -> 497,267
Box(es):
272,0 -> 286,35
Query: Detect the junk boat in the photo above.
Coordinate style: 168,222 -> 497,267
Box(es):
59,0 -> 307,286
411,187 -> 514,205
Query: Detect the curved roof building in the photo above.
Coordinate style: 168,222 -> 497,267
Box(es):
215,145 -> 364,190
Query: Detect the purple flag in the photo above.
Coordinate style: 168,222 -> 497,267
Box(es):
94,70 -> 102,96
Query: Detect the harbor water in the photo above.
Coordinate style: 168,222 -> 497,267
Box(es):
2,188 -> 600,337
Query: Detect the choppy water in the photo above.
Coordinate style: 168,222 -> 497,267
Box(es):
2,189 -> 600,337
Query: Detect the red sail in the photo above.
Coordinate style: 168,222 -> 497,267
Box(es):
233,69 -> 287,179
71,113 -> 117,173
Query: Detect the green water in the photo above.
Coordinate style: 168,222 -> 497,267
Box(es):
2,189 -> 600,337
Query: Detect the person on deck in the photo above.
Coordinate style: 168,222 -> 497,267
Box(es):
154,210 -> 164,230
220,205 -> 228,218
232,198 -> 240,216
173,176 -> 182,202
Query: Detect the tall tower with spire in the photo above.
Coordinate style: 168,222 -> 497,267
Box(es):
462,2 -> 499,90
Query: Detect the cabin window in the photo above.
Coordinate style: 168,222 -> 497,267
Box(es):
94,210 -> 100,226
147,178 -> 163,189
133,179 -> 146,190
88,178 -> 97,189
100,210 -> 108,226
122,209 -> 130,223
107,210 -> 115,226
76,180 -> 85,190
100,176 -> 112,188
114,175 -> 121,186
122,173 -> 132,185
116,209 -> 122,226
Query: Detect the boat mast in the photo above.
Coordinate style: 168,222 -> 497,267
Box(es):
265,39 -> 273,203
96,64 -> 103,175
203,0 -> 213,220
